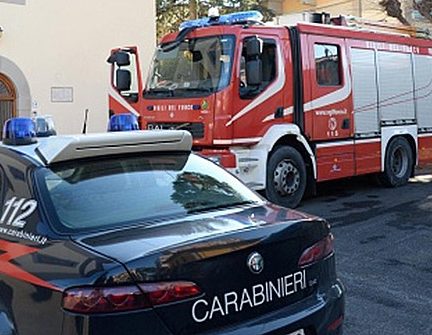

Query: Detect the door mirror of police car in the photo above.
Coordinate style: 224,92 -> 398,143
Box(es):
116,69 -> 131,92
246,59 -> 262,86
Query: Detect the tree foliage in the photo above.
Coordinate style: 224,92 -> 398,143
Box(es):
380,0 -> 432,25
379,0 -> 409,25
413,0 -> 432,22
156,0 -> 275,40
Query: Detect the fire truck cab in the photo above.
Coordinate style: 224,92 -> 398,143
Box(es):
108,11 -> 432,207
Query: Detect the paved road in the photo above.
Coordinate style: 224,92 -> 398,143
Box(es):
299,169 -> 432,335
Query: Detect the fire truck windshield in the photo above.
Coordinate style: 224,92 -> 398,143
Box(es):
145,35 -> 235,98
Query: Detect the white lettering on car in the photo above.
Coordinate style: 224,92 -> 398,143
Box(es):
252,284 -> 265,306
0,197 -> 38,229
224,291 -> 238,315
0,197 -> 46,245
268,279 -> 282,300
209,296 -> 225,320
192,299 -> 209,323
239,288 -> 253,311
191,270 -> 307,323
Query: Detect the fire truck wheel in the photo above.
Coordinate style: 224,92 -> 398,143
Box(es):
380,137 -> 413,187
266,146 -> 306,208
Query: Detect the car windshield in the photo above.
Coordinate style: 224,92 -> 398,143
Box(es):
145,35 -> 235,97
35,153 -> 262,232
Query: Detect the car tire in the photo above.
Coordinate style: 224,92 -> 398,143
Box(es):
265,146 -> 306,208
379,137 -> 413,187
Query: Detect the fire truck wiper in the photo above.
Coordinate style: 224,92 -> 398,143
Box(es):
186,87 -> 213,92
175,87 -> 213,95
146,88 -> 174,97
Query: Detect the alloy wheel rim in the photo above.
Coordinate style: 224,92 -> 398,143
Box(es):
273,159 -> 300,196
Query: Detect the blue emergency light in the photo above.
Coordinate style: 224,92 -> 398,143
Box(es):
179,10 -> 264,30
2,117 -> 37,146
108,113 -> 139,132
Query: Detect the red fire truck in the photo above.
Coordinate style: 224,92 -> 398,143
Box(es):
107,11 -> 432,207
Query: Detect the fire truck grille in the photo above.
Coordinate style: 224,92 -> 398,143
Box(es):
147,122 -> 205,139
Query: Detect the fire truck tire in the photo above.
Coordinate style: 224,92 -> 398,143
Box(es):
380,137 -> 413,187
266,146 -> 307,208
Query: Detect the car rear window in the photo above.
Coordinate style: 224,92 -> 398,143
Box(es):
35,153 -> 262,232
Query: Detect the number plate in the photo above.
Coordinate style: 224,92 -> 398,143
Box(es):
147,124 -> 168,130
287,330 -> 304,335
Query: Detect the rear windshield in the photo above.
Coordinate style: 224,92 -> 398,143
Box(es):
35,153 -> 262,232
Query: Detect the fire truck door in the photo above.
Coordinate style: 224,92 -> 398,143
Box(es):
305,35 -> 355,181
231,34 -> 286,139
107,47 -> 143,117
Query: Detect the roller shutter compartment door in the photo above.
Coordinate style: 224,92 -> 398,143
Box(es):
377,51 -> 415,124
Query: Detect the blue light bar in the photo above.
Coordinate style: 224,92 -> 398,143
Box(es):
2,117 -> 37,146
108,113 -> 139,132
180,18 -> 210,30
179,11 -> 263,30
219,11 -> 264,25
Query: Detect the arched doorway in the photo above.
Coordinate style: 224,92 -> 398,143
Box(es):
0,73 -> 16,137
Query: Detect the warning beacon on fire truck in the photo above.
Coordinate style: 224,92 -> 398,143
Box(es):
108,10 -> 432,207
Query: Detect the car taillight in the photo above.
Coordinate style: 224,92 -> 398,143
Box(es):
139,281 -> 201,305
298,234 -> 334,267
63,281 -> 201,314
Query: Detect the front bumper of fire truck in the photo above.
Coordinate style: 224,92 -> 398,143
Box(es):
200,147 -> 268,191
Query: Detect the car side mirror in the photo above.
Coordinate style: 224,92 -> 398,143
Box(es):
116,69 -> 131,92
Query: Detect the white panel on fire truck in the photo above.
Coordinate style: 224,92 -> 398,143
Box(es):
34,130 -> 192,165
413,54 -> 432,130
377,51 -> 415,123
351,48 -> 379,135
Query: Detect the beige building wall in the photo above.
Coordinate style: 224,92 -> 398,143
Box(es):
0,0 -> 155,134
270,0 -> 420,27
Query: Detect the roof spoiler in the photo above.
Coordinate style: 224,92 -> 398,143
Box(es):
35,130 -> 192,165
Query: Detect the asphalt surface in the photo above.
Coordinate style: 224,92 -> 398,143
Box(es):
299,169 -> 432,335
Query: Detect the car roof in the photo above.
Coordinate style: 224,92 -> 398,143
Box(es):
0,130 -> 192,166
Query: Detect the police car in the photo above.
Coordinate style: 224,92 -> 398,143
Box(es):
0,115 -> 344,335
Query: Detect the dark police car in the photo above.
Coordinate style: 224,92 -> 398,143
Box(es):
0,116 -> 344,335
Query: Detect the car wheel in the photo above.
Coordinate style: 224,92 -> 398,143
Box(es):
266,146 -> 306,208
380,137 -> 413,187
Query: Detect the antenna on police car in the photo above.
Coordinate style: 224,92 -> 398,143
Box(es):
82,108 -> 89,134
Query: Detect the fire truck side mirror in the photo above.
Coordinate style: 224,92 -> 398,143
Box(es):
246,37 -> 262,58
245,37 -> 263,87
116,69 -> 131,92
246,60 -> 262,87
108,51 -> 131,67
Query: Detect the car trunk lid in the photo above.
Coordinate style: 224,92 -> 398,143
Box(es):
73,204 -> 329,334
